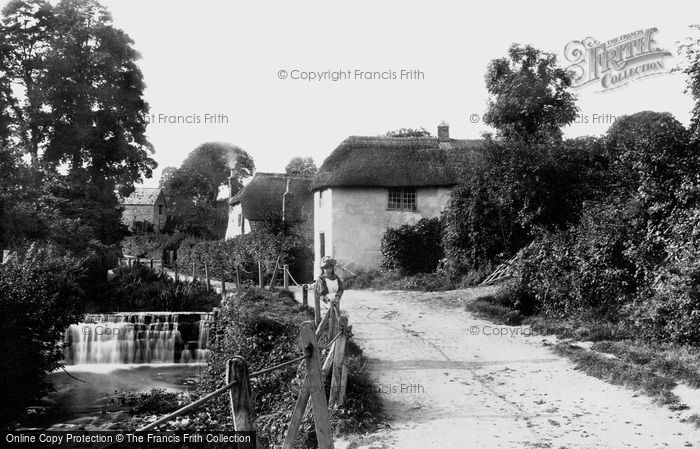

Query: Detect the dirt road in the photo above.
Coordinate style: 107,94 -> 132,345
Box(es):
329,287 -> 699,449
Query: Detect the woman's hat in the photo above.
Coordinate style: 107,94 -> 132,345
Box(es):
321,256 -> 336,268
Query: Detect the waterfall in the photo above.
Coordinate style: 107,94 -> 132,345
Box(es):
64,312 -> 213,365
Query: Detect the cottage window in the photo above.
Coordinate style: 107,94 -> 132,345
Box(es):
237,213 -> 242,227
318,190 -> 324,208
158,205 -> 163,215
388,188 -> 417,211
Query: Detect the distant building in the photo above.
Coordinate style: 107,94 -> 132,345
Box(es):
311,122 -> 482,273
225,172 -> 313,239
120,187 -> 169,232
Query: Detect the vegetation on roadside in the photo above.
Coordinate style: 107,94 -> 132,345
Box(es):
119,288 -> 381,448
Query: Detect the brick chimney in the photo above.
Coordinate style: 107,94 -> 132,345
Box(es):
438,121 -> 449,141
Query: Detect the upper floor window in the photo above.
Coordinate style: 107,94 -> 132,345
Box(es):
318,190 -> 324,208
237,213 -> 242,227
388,188 -> 417,211
158,205 -> 164,215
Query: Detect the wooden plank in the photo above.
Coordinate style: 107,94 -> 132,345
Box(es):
338,363 -> 349,406
321,341 -> 336,379
283,264 -> 289,291
299,321 -> 334,449
328,316 -> 348,408
282,374 -> 311,449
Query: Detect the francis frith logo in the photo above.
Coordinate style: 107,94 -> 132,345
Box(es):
564,28 -> 672,92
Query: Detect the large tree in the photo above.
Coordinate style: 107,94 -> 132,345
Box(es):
162,142 -> 254,237
483,44 -> 578,142
0,0 -> 156,245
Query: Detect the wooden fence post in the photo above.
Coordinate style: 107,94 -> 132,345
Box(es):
192,261 -> 196,282
236,266 -> 242,294
302,284 -> 308,307
205,262 -> 211,292
150,258 -> 154,270
329,316 -> 348,408
299,321 -> 334,449
283,264 -> 290,292
221,279 -> 226,296
174,262 -> 178,283
258,260 -> 263,289
226,357 -> 261,447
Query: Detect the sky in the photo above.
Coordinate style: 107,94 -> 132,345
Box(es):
4,0 -> 700,188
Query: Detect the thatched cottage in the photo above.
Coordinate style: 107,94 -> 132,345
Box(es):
225,172 -> 314,239
120,187 -> 169,232
310,123 -> 482,273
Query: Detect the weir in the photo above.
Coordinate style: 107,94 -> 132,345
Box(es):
63,312 -> 214,365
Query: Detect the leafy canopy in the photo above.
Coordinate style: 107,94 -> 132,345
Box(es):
483,44 -> 578,142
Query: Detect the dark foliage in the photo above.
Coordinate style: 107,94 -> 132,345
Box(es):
0,245 -> 84,430
91,264 -> 220,313
381,218 -> 443,275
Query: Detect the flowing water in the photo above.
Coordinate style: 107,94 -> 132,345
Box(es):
32,312 -> 216,429
64,312 -> 214,365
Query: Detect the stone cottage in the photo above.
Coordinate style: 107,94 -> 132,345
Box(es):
120,187 -> 169,232
310,123 -> 482,273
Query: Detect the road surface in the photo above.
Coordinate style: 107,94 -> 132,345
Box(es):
321,287 -> 700,449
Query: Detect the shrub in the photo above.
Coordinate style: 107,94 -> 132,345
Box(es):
381,218 -> 443,275
120,231 -> 190,260
91,264 -> 219,312
195,289 -> 315,446
176,224 -> 312,286
0,244 -> 84,429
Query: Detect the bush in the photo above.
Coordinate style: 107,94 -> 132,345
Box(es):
0,244 -> 84,429
381,218 -> 443,275
195,289 -> 315,446
176,224 -> 312,286
120,231 -> 190,260
86,264 -> 219,312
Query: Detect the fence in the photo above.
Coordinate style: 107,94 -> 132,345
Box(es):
101,278 -> 348,449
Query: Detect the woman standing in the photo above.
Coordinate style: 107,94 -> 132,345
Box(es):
315,256 -> 344,304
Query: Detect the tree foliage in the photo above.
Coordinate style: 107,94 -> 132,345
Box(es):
285,156 -> 317,176
0,0 -> 155,246
161,142 -> 254,237
0,244 -> 84,429
483,44 -> 578,142
382,127 -> 432,138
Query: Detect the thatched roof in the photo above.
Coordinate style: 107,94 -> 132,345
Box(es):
121,187 -> 167,206
231,173 -> 313,221
311,136 -> 483,191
